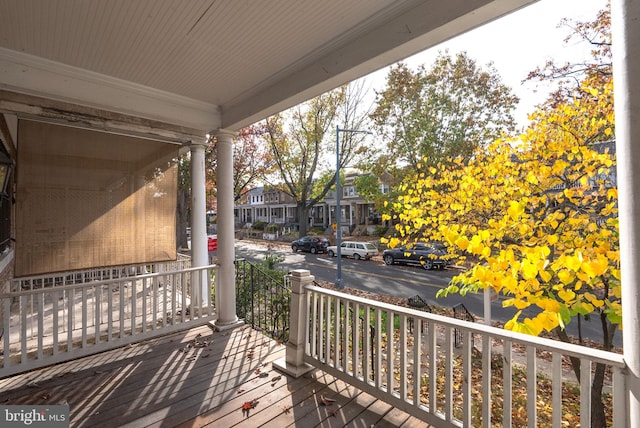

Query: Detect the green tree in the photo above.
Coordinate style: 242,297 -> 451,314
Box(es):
263,82 -> 371,237
371,51 -> 519,170
363,51 -> 519,220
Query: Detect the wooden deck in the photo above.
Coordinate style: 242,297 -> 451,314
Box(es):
0,324 -> 432,427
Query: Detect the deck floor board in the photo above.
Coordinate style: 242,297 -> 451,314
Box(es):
0,324 -> 433,427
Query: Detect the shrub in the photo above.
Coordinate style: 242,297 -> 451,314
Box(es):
372,225 -> 388,237
252,221 -> 267,230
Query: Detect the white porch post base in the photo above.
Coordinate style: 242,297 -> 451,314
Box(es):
210,319 -> 244,331
273,270 -> 315,378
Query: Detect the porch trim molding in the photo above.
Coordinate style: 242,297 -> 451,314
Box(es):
0,48 -> 220,132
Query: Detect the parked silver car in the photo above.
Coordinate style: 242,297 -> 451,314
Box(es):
327,241 -> 379,260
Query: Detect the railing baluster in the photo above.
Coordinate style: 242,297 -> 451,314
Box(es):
67,289 -> 74,351
386,309 -> 394,394
580,358 -> 592,428
82,287 -> 88,347
304,290 -> 312,356
333,296 -> 340,369
325,295 -> 332,366
94,285 -> 101,344
428,317 -> 437,414
319,293 -> 325,363
181,271 -> 186,323
107,284 -> 113,341
363,303 -> 371,385
131,280 -> 137,334
412,311 -> 421,407
37,292 -> 44,360
482,334 -> 491,427
142,277 -> 147,333
52,290 -> 59,355
613,365 -> 626,428
462,330 -> 472,427
119,283 -> 125,337
375,307 -> 382,389
310,291 -> 318,359
445,326 -> 453,421
503,339 -> 513,428
343,300 -> 350,373
527,346 -> 537,428
399,313 -> 407,400
152,277 -> 158,330
552,352 -> 562,428
353,302 -> 360,378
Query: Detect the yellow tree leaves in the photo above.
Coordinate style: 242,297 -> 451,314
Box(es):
386,73 -> 620,338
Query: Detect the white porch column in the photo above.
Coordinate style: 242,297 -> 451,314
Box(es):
613,0 -> 640,423
190,140 -> 209,305
213,129 -> 241,329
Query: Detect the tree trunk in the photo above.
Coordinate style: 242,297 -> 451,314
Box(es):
297,203 -> 310,237
176,186 -> 189,250
591,362 -> 607,428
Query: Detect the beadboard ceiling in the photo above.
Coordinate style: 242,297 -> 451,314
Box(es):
0,0 -> 538,138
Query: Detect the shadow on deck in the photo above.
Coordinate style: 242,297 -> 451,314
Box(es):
0,324 -> 431,427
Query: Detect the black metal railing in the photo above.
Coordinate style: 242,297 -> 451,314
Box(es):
407,294 -> 432,334
453,303 -> 475,347
234,259 -> 291,342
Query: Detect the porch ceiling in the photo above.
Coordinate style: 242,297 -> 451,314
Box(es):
0,0 -> 538,141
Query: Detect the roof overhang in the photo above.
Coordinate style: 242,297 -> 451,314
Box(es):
0,0 -> 539,141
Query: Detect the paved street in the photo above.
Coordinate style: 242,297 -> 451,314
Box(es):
234,239 -> 620,347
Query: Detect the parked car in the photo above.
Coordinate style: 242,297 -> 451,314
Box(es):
327,241 -> 379,260
382,242 -> 447,270
291,236 -> 330,254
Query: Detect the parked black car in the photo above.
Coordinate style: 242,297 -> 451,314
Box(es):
291,236 -> 330,254
382,242 -> 447,270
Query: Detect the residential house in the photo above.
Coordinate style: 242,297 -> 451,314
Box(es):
236,171 -> 390,235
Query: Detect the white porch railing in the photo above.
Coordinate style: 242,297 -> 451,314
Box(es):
1,263 -> 214,378
276,270 -> 627,428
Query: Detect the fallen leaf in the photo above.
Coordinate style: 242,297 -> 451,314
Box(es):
282,405 -> 292,414
241,399 -> 259,416
237,389 -> 245,394
271,375 -> 282,386
320,394 -> 336,406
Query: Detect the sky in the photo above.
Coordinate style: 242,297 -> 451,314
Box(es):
362,0 -> 608,129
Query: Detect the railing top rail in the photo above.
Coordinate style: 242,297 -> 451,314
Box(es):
3,264 -> 217,298
305,284 -> 625,368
